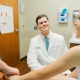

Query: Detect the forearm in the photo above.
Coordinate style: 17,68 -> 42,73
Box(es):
0,60 -> 20,75
9,61 -> 72,80
0,60 -> 9,72
21,46 -> 80,80
35,46 -> 80,79
9,46 -> 80,80
19,62 -> 71,80
18,70 -> 42,80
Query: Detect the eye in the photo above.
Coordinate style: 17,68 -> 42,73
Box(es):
44,21 -> 47,23
39,22 -> 43,25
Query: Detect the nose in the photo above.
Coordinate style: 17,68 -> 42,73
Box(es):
74,20 -> 78,27
43,22 -> 46,26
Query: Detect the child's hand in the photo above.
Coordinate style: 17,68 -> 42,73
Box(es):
5,67 -> 20,76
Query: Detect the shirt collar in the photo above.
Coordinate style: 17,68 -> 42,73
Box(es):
40,30 -> 51,40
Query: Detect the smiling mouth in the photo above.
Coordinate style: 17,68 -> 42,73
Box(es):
42,27 -> 48,29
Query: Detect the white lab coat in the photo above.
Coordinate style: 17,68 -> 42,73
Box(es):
27,31 -> 71,74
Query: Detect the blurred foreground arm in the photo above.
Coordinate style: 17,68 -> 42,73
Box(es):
9,45 -> 80,80
0,60 -> 20,75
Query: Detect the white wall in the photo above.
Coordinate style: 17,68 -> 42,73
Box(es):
18,0 -> 80,58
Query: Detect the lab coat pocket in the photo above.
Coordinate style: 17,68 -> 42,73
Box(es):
50,44 -> 61,58
53,44 -> 60,48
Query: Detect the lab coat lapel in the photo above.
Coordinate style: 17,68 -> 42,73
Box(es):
38,36 -> 48,55
48,36 -> 55,52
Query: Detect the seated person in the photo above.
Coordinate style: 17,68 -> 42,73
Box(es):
27,14 -> 71,77
9,45 -> 80,80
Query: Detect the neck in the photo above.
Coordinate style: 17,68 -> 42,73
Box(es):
76,32 -> 80,38
41,30 -> 49,36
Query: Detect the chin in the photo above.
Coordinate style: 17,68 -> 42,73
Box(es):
42,29 -> 49,31
43,28 -> 49,30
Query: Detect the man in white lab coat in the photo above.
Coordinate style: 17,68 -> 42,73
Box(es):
27,14 -> 71,77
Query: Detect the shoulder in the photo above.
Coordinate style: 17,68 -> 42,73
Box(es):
30,35 -> 40,42
51,31 -> 64,40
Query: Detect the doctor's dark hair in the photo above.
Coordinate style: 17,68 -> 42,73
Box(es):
36,14 -> 49,25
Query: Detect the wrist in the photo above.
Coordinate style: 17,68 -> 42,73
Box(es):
3,66 -> 11,75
